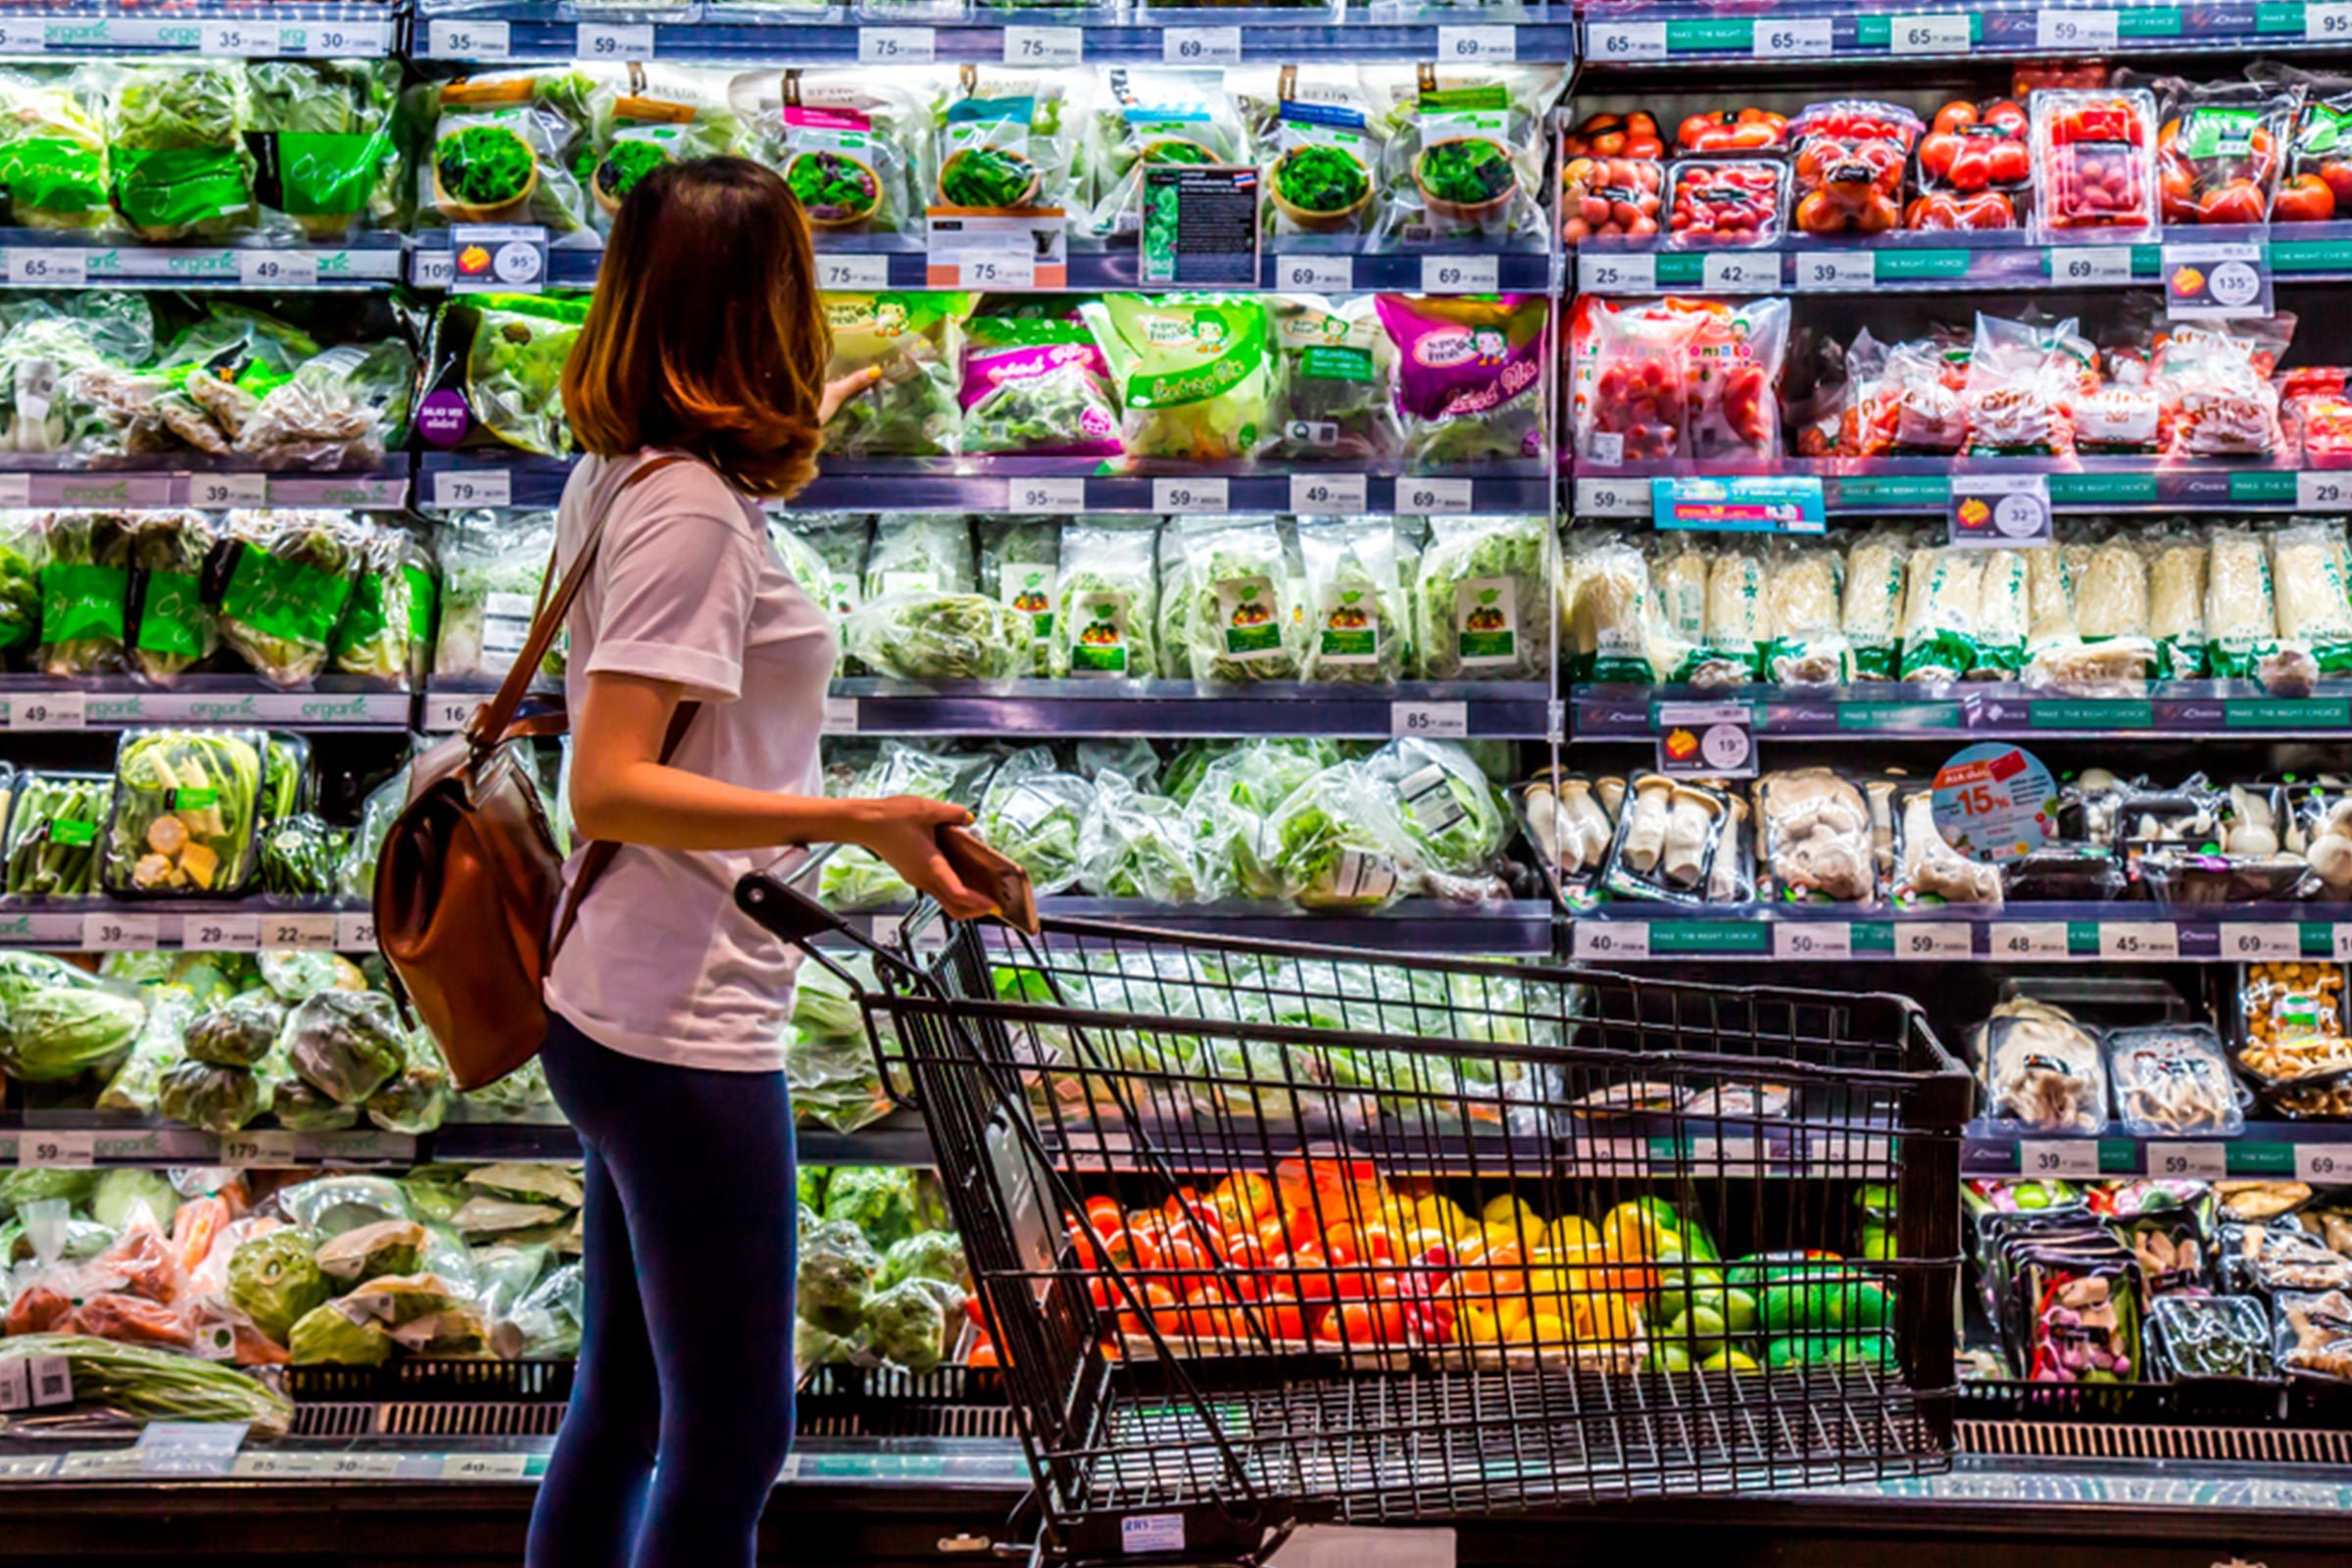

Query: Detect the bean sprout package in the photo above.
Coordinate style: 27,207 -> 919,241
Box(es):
930,68 -> 1079,217
1365,66 -> 1564,248
1373,293 -> 1546,466
1080,293 -> 1272,463
821,292 -> 974,458
1082,70 -> 1246,238
734,69 -> 926,235
573,65 -> 745,233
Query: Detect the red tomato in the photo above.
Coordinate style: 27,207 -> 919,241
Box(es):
1117,1281 -> 1177,1338
2323,160 -> 2352,209
1083,1197 -> 1123,1241
1985,139 -> 2031,185
1982,100 -> 2027,135
1918,132 -> 1961,181
1282,1243 -> 1334,1302
1932,101 -> 1978,136
1064,1223 -> 1102,1270
1258,1292 -> 1306,1342
2197,179 -> 2267,226
2277,172 -> 2336,222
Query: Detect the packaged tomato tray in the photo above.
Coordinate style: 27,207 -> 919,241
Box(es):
2155,78 -> 2295,226
1665,157 -> 1788,247
1561,156 -> 1662,242
1788,99 -> 1920,235
2032,88 -> 2161,240
2278,86 -> 2352,222
1560,110 -> 1666,161
2283,368 -> 2352,467
1675,108 -> 1788,156
1908,98 -> 2031,231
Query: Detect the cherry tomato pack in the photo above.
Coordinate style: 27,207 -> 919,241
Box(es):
2031,88 -> 2161,241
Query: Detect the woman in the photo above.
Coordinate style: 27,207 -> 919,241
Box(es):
527,158 -> 996,1568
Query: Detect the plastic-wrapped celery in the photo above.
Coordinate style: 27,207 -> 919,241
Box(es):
101,728 -> 267,898
3,770 -> 110,899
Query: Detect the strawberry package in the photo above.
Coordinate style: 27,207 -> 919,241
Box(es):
2283,367 -> 2352,467
1963,314 -> 2094,459
1561,155 -> 1662,242
1684,298 -> 1788,463
1908,98 -> 2031,231
1665,156 -> 1788,247
2155,78 -> 2298,226
1788,99 -> 1919,235
2032,89 -> 2161,241
1580,304 -> 1703,464
1675,108 -> 1788,156
2278,85 -> 2352,222
2154,318 -> 2292,460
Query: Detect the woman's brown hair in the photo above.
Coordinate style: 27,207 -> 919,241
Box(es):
564,158 -> 830,498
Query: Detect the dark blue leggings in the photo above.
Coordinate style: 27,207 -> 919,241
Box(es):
526,1010 -> 798,1568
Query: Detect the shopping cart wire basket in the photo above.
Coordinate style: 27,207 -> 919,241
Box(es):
740,871 -> 1974,1566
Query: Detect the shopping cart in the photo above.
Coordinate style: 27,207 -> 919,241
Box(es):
741,871 -> 1974,1567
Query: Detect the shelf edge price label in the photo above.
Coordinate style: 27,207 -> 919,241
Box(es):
1573,921 -> 1650,960
577,22 -> 655,59
268,913 -> 339,952
2299,471 -> 2352,511
1771,921 -> 1851,960
1289,472 -> 1368,514
183,914 -> 260,954
2222,921 -> 2302,959
2034,8 -> 2119,47
218,1129 -> 300,1167
1888,12 -> 1972,51
1949,471 -> 2053,548
236,249 -> 320,290
12,690 -> 86,731
1420,254 -> 1499,294
1004,25 -> 1083,64
79,912 -> 156,952
1276,255 -> 1352,292
411,249 -> 456,290
1589,21 -> 1668,58
2297,1143 -> 2351,1182
858,27 -> 935,63
1007,476 -> 1085,513
335,912 -> 378,951
441,1453 -> 530,1481
432,469 -> 512,510
2021,1139 -> 2100,1178
2146,1141 -> 2227,1180
1892,922 -> 1972,959
425,693 -> 475,733
816,253 -> 891,291
1391,701 -> 1468,739
2098,921 -> 2180,961
17,1130 -> 95,1169
0,474 -> 26,509
1753,16 -> 1833,55
1657,700 -> 1756,780
820,696 -> 860,735
956,253 -> 1035,290
1793,250 -> 1873,291
1397,476 -> 1473,515
1989,921 -> 2069,959
2049,245 -> 2133,285
7,249 -> 87,288
425,20 -> 511,59
1162,26 -> 1242,64
189,472 -> 268,509
2309,2 -> 2352,39
1152,476 -> 1229,514
1577,251 -> 1656,294
2161,241 -> 2270,320
1700,251 -> 1777,292
1573,476 -> 1645,516
1438,24 -> 1516,60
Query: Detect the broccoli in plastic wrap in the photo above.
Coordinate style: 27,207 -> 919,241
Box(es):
820,1167 -> 924,1252
863,1278 -> 949,1375
796,1216 -> 879,1337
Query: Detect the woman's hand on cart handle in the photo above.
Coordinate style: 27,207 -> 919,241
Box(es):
818,366 -> 884,424
848,796 -> 1000,921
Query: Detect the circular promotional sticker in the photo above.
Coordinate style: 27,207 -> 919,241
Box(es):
1930,743 -> 2058,861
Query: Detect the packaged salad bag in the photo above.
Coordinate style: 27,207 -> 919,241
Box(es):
105,62 -> 255,241
736,69 -> 927,235
1298,515 -> 1407,683
1268,294 -> 1397,461
209,510 -> 368,689
1239,66 -> 1382,242
576,65 -> 743,231
245,61 -> 400,239
977,517 -> 1060,676
1413,514 -> 1549,681
0,512 -> 42,662
1366,65 -> 1564,249
36,510 -> 131,677
822,292 -> 972,458
1374,293 -> 1548,466
418,293 -> 589,458
407,69 -> 594,240
101,727 -> 268,898
1081,293 -> 1272,462
328,524 -> 435,688
1179,514 -> 1305,683
124,510 -> 219,687
0,68 -> 111,231
957,301 -> 1122,457
1082,69 -> 1247,238
930,68 -> 1079,217
1054,517 -> 1158,678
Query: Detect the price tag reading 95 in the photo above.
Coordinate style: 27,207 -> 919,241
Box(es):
1290,473 -> 1368,514
2309,3 -> 2352,39
1152,477 -> 1228,514
2021,1140 -> 2100,1178
1008,476 -> 1085,513
183,915 -> 261,954
1752,17 -> 1833,55
80,913 -> 158,952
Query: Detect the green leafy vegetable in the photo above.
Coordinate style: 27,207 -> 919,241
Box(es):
213,510 -> 365,687
1413,514 -> 1549,681
1081,294 -> 1272,462
5,771 -> 109,898
975,759 -> 1092,895
1180,515 -> 1303,683
36,510 -> 130,676
158,1057 -> 265,1134
0,1334 -> 292,1435
106,63 -> 253,240
1079,770 -> 1210,903
0,954 -> 144,1082
1276,144 -> 1369,214
102,728 -> 266,897
124,510 -> 216,685
283,988 -> 404,1105
183,990 -> 284,1068
228,1228 -> 329,1345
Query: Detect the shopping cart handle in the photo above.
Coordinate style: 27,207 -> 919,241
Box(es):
734,868 -> 845,947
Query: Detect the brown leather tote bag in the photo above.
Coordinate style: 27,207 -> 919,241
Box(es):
374,456 -> 696,1090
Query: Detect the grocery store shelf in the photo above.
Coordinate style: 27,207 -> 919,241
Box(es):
1567,904 -> 2352,963
1580,0 -> 2348,66
413,6 -> 1576,64
1569,680 -> 2352,741
830,678 -> 1556,740
0,676 -> 414,733
419,450 -> 1557,516
1570,459 -> 2345,518
0,460 -> 408,512
994,896 -> 1557,954
0,233 -> 403,292
0,900 -> 370,954
0,4 -> 397,57
1963,1119 -> 2352,1179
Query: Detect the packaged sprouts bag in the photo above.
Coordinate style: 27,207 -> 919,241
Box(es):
106,62 -> 255,241
0,68 -> 111,232
1083,70 -> 1246,238
1242,66 -> 1381,241
210,510 -> 368,689
408,69 -> 593,241
435,511 -> 556,680
821,293 -> 972,458
245,60 -> 400,240
1842,526 -> 1911,679
2272,520 -> 2352,674
957,304 -> 1121,457
102,728 -> 268,898
575,65 -> 743,232
1298,516 -> 1405,683
1366,65 -> 1564,249
1898,546 -> 1984,682
1414,514 -> 1547,681
1373,294 -> 1547,466
1081,293 -> 1273,463
36,510 -> 131,677
1054,517 -> 1158,678
2204,523 -> 2279,679
328,524 -> 435,688
1268,295 -> 1396,462
930,69 -> 1078,217
1180,514 -> 1303,683
737,69 -> 926,235
124,511 -> 218,687
977,517 -> 1060,676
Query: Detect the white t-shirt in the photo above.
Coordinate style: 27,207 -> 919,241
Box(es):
543,450 -> 836,1072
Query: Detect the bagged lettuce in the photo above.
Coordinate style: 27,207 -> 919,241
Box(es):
822,293 -> 972,458
434,511 -> 555,679
1298,516 -> 1406,683
1083,70 -> 1246,237
1366,65 -> 1563,248
774,514 -> 868,675
0,512 -> 42,660
1054,517 -> 1158,678
452,294 -> 588,459
818,743 -> 968,909
245,60 -> 399,239
1240,65 -> 1382,240
974,751 -> 1092,895
957,305 -> 1122,457
861,514 -> 973,601
1374,294 -> 1547,466
410,69 -> 593,239
1414,514 -> 1548,681
845,592 -> 1026,681
36,510 -> 130,676
328,524 -> 435,687
1184,738 -> 1337,900
575,64 -> 742,230
1266,761 -> 1411,910
739,69 -> 925,235
977,518 -> 1060,676
106,62 -> 254,241
1269,295 -> 1396,461
0,68 -> 111,231
213,510 -> 368,689
1363,736 -> 1505,877
1082,293 -> 1272,462
930,69 -> 1077,216
1180,514 -> 1304,682
1079,770 -> 1211,903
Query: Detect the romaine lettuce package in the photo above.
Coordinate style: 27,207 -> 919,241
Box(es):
36,510 -> 131,677
822,293 -> 972,458
1413,514 -> 1548,681
1182,737 -> 1337,900
1269,295 -> 1397,461
818,743 -> 969,910
0,68 -> 111,231
576,65 -> 743,231
421,293 -> 588,458
1079,769 -> 1212,903
1179,514 -> 1304,682
1082,293 -> 1272,462
737,68 -> 926,235
211,510 -> 368,689
974,750 -> 1092,895
1363,736 -> 1506,878
957,305 -> 1122,457
124,510 -> 219,686
1083,70 -> 1246,237
1240,66 -> 1382,241
328,524 -> 435,687
1366,65 -> 1564,249
105,62 -> 255,241
434,511 -> 555,680
977,517 -> 1059,675
930,70 -> 1076,216
1298,515 -> 1406,683
844,592 -> 1026,680
1053,516 -> 1158,678
100,728 -> 267,899
1266,761 -> 1412,910
4,771 -> 108,900
244,60 -> 399,239
1374,293 -> 1548,466
408,69 -> 593,240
